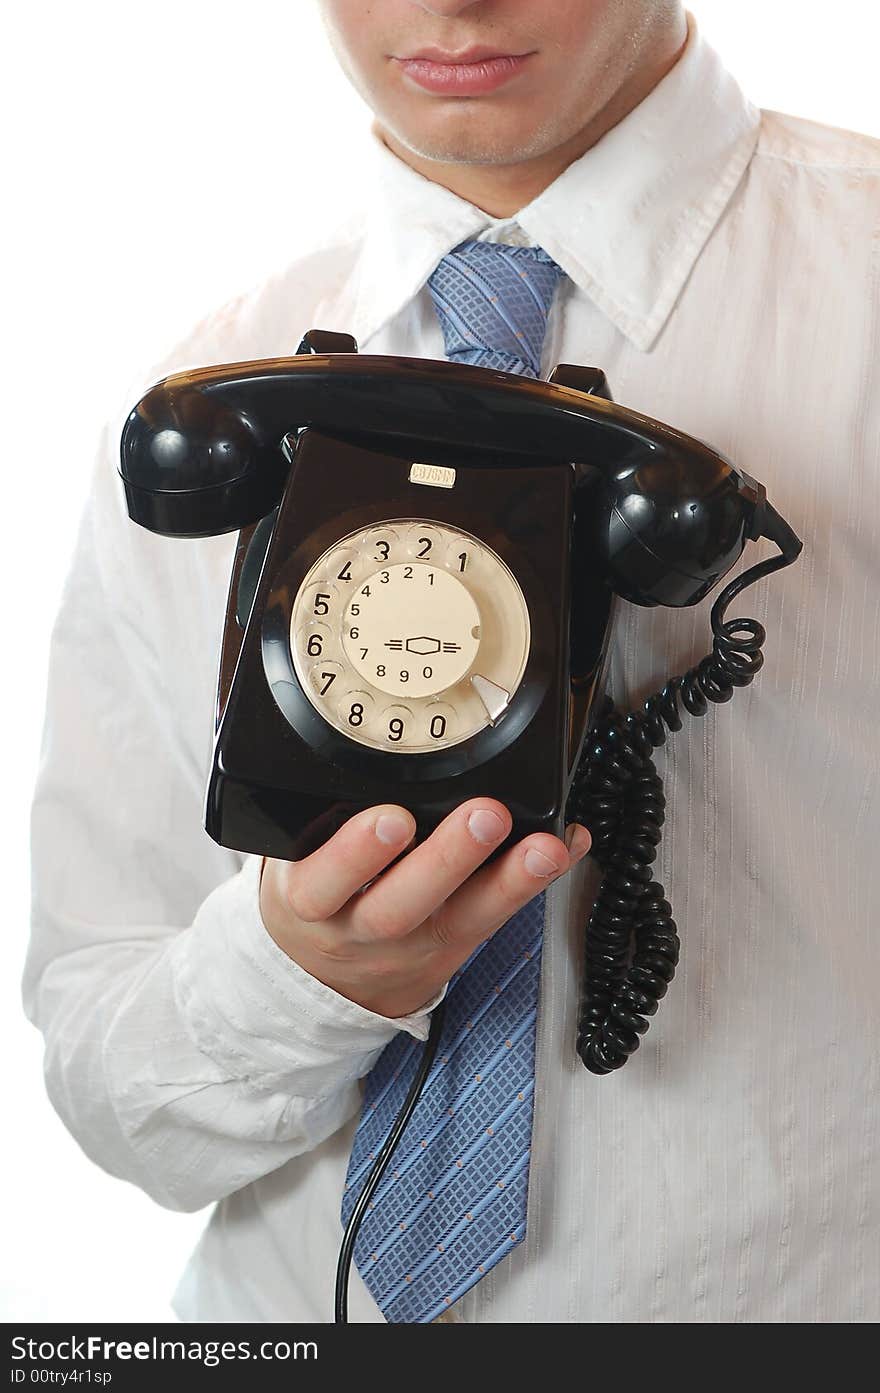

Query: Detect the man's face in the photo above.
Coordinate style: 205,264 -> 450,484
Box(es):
319,0 -> 676,166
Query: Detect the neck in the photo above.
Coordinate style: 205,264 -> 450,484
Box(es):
375,16 -> 689,218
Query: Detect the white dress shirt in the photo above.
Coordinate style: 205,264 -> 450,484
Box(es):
26,10 -> 880,1323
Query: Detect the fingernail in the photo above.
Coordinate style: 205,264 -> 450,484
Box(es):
524,847 -> 561,878
467,808 -> 506,845
564,824 -> 591,860
375,812 -> 412,846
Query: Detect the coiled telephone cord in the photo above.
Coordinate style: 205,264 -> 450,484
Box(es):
565,546 -> 795,1075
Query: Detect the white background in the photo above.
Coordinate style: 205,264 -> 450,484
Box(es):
3,1 -> 877,1322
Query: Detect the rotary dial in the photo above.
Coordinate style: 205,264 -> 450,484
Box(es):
289,519 -> 530,752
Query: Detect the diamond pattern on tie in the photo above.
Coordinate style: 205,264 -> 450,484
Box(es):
426,240 -> 565,378
341,237 -> 565,1323
342,895 -> 546,1323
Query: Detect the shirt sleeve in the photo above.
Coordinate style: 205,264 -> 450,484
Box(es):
24,412 -> 440,1215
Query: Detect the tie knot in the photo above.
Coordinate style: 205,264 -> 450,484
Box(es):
427,240 -> 565,379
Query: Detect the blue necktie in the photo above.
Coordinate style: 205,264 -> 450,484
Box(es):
426,239 -> 565,378
342,240 -> 566,1324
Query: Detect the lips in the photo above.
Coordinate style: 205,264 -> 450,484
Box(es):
393,49 -> 534,96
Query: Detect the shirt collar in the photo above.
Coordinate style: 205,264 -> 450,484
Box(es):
346,9 -> 760,354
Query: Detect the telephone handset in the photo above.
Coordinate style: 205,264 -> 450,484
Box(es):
120,330 -> 802,1074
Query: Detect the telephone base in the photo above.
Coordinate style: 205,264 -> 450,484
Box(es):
206,428 -> 612,861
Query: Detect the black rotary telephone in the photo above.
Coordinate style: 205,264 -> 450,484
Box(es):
120,329 -> 802,1077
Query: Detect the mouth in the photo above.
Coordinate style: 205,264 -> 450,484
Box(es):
391,47 -> 536,97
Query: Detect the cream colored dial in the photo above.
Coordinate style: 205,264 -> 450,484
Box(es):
289,520 -> 531,753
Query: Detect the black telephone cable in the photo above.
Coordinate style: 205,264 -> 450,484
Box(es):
335,1001 -> 447,1324
567,514 -> 801,1074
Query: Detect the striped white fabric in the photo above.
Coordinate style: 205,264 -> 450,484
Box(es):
26,11 -> 879,1322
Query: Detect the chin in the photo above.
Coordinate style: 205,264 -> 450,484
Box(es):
386,108 -> 559,167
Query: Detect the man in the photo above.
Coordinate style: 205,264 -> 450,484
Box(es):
26,1 -> 879,1323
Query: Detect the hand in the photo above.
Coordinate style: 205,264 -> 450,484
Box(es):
259,799 -> 591,1019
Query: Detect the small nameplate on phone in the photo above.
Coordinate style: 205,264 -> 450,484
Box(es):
409,462 -> 456,489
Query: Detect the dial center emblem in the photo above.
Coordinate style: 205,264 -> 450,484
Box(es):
343,563 -> 480,698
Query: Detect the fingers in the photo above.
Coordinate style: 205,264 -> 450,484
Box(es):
282,804 -> 416,922
349,798 -> 514,942
423,822 -> 591,956
281,796 -> 590,966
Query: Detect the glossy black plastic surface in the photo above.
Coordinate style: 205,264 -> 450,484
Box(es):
208,429 -> 610,860
119,354 -> 762,605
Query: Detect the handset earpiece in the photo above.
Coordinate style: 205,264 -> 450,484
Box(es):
120,333 -> 359,538
120,378 -> 290,538
587,441 -> 770,608
550,361 -> 791,608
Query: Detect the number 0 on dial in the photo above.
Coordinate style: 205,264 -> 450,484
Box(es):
289,519 -> 530,752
